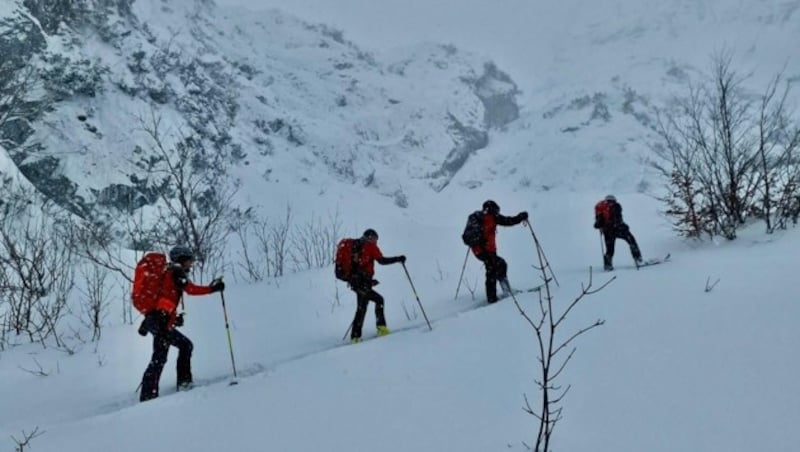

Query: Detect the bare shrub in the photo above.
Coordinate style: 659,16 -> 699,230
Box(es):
268,205 -> 292,277
465,277 -> 478,300
65,217 -> 134,282
231,215 -> 271,283
289,210 -> 343,272
77,265 -> 112,341
231,205 -> 339,282
754,72 -> 800,232
11,426 -> 44,452
119,283 -> 134,325
653,52 -> 800,239
0,182 -> 75,348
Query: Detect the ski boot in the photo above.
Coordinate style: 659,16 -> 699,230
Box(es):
376,325 -> 391,337
603,254 -> 614,271
499,278 -> 512,297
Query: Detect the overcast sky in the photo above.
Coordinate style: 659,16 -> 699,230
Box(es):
212,0 -> 570,93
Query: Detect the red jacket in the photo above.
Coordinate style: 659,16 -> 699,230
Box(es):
357,240 -> 384,277
471,212 -> 525,256
155,266 -> 213,328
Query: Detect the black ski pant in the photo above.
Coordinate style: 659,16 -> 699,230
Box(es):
476,251 -> 508,304
140,312 -> 193,402
602,224 -> 641,267
350,286 -> 386,340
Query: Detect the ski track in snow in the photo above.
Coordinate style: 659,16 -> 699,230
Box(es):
89,295 -> 494,420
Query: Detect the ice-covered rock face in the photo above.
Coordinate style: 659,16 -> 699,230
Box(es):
0,0 -> 519,217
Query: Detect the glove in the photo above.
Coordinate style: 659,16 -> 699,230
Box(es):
519,211 -> 529,222
398,255 -> 406,264
371,279 -> 380,287
174,313 -> 185,328
593,220 -> 601,229
137,320 -> 148,336
210,278 -> 225,293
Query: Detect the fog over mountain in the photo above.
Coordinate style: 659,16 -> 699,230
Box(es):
1,1 -> 799,451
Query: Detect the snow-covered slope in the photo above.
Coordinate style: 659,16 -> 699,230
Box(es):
2,1 -> 800,451
225,0 -> 800,195
0,0 -> 519,220
1,192 -> 798,452
3,0 -> 799,216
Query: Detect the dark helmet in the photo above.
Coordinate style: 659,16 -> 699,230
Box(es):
605,194 -> 617,202
362,228 -> 379,240
482,200 -> 500,214
169,245 -> 194,263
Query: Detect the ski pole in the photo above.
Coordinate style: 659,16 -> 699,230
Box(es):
218,285 -> 239,384
342,321 -> 353,341
526,222 -> 559,287
401,262 -> 432,331
454,248 -> 470,300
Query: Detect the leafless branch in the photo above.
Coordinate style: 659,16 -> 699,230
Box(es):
704,276 -> 721,293
512,231 -> 612,451
11,426 -> 45,452
18,357 -> 50,377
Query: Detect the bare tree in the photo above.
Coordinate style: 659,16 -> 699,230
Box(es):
0,61 -> 41,149
135,110 -> 243,279
65,217 -> 134,283
511,230 -> 613,452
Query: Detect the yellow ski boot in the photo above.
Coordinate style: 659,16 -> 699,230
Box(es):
376,325 -> 391,337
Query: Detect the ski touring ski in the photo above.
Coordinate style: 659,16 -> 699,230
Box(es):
346,322 -> 428,345
497,285 -> 544,301
635,253 -> 671,269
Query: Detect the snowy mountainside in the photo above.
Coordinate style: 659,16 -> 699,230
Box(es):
0,0 -> 519,219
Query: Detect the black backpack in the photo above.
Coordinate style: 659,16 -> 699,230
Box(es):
461,211 -> 485,246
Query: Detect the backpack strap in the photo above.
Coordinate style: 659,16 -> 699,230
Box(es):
351,238 -> 363,274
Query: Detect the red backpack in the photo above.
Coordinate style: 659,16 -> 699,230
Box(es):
594,200 -> 612,225
334,238 -> 362,281
131,252 -> 168,314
